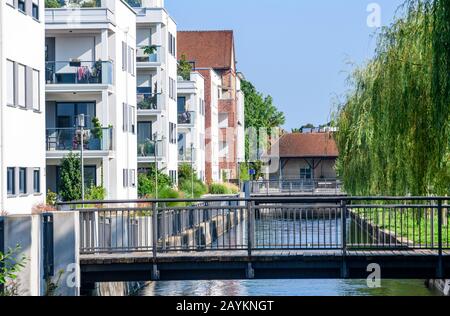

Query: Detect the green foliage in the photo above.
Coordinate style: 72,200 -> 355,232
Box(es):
209,183 -> 239,195
59,153 -> 82,202
178,163 -> 208,198
46,190 -> 58,206
0,245 -> 27,296
143,45 -> 158,56
177,54 -> 193,80
45,0 -> 61,8
241,79 -> 285,161
90,117 -> 103,140
138,166 -> 173,198
239,163 -> 250,181
85,186 -> 106,201
158,187 -> 186,207
335,0 -> 450,196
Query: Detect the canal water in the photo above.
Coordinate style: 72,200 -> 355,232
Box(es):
139,214 -> 441,296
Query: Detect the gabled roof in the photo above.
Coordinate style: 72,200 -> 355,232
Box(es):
177,30 -> 235,70
275,133 -> 339,158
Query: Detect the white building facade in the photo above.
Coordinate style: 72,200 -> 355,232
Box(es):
0,0 -> 46,214
129,0 -> 179,184
44,0 -> 138,200
177,71 -> 205,182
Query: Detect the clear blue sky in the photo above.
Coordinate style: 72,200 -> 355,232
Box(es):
166,0 -> 406,130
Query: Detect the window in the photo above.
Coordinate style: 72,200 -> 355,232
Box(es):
123,169 -> 135,188
123,103 -> 129,132
219,141 -> 228,158
33,169 -> 40,194
32,0 -> 39,20
122,41 -> 127,71
177,97 -> 186,113
168,33 -> 176,57
19,168 -> 27,194
18,0 -> 25,12
169,78 -> 176,100
17,64 -> 26,107
130,169 -> 136,187
129,47 -> 135,75
300,167 -> 312,180
130,106 -> 136,134
219,113 -> 229,128
6,60 -> 14,105
32,69 -> 40,111
123,103 -> 135,133
169,170 -> 177,183
169,122 -> 177,144
7,168 -> 15,196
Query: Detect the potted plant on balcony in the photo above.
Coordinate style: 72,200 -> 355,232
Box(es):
91,59 -> 103,83
90,117 -> 104,150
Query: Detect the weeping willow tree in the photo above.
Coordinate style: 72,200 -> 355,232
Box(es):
335,0 -> 450,196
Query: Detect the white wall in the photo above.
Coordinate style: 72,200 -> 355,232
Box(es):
1,2 -> 46,214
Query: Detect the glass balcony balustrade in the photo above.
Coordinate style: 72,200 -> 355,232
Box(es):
46,127 -> 113,151
137,93 -> 161,111
45,61 -> 113,85
137,141 -> 164,158
178,111 -> 195,125
136,45 -> 161,63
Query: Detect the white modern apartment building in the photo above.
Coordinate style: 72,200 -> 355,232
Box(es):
44,0 -> 138,200
0,0 -> 46,214
177,71 -> 205,182
129,0 -> 179,184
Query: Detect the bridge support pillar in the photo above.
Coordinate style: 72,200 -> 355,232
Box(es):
340,258 -> 348,279
246,263 -> 255,279
151,264 -> 160,281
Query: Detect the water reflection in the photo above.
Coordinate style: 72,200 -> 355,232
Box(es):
140,279 -> 440,296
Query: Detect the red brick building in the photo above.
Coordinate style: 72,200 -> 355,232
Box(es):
178,31 -> 245,183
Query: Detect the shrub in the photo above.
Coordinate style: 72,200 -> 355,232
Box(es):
46,190 -> 58,206
209,183 -> 240,195
178,163 -> 208,198
86,186 -> 106,201
138,166 -> 173,198
59,153 -> 82,202
45,0 -> 62,8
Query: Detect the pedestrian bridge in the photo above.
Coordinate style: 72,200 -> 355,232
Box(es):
59,196 -> 450,284
249,179 -> 344,196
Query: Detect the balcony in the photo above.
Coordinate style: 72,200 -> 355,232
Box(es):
46,127 -> 113,153
45,7 -> 115,28
137,93 -> 162,112
46,61 -> 112,87
178,111 -> 195,125
136,45 -> 161,65
137,141 -> 164,162
178,149 -> 194,162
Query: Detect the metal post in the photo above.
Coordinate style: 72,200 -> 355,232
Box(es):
437,200 -> 443,278
247,201 -> 254,257
77,114 -> 86,201
151,202 -> 159,280
190,143 -> 194,198
43,214 -> 54,280
341,199 -> 348,278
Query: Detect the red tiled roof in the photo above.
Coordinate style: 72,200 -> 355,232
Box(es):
276,133 -> 339,158
177,31 -> 235,70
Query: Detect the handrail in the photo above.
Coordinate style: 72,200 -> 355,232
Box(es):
57,195 -> 450,206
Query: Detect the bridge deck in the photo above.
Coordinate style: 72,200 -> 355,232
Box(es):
80,250 -> 450,282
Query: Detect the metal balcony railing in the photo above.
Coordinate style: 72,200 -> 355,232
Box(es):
137,93 -> 162,111
46,127 -> 113,151
45,61 -> 113,85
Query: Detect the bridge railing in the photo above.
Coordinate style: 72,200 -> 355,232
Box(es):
59,196 -> 450,255
250,179 -> 344,196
